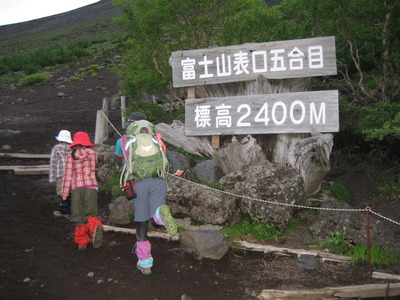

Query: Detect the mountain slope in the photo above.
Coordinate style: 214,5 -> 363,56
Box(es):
0,0 -> 121,55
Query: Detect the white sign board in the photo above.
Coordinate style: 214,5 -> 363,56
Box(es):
185,90 -> 339,136
171,36 -> 337,87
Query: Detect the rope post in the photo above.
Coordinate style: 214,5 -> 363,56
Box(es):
365,207 -> 372,272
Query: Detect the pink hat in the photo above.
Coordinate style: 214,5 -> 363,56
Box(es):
70,132 -> 93,148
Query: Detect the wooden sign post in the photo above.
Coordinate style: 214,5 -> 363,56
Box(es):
169,36 -> 339,139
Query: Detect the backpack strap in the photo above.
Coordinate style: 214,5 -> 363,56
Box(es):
119,135 -> 137,186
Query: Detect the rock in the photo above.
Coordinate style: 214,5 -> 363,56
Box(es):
0,129 -> 21,137
167,174 -> 240,226
179,230 -> 229,260
109,196 -> 133,225
95,144 -> 118,183
220,160 -> 305,229
194,159 -> 222,183
296,256 -> 319,269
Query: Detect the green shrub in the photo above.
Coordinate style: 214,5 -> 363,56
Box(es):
338,97 -> 400,157
0,43 -> 92,75
376,172 -> 400,199
350,245 -> 400,266
100,171 -> 123,198
321,227 -> 352,255
222,217 -> 281,241
329,181 -> 350,203
0,75 -> 14,90
18,73 -> 50,86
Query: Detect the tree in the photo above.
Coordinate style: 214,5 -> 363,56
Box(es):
113,0 -> 272,107
114,0 -> 400,149
276,0 -> 400,104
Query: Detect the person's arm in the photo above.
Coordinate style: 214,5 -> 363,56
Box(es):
49,145 -> 57,182
115,138 -> 124,167
166,150 -> 184,176
61,155 -> 72,200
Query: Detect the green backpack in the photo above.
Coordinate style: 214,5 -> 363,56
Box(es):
120,120 -> 168,184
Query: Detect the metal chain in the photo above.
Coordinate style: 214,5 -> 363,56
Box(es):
166,173 -> 400,226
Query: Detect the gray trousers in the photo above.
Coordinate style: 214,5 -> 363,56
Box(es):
132,177 -> 167,222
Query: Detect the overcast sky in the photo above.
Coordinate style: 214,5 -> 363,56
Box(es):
0,0 -> 100,26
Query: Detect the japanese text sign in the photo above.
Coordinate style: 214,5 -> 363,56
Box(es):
170,36 -> 337,87
185,90 -> 339,136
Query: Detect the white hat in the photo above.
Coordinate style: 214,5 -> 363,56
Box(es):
55,130 -> 72,144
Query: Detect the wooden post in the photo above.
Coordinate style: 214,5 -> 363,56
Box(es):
366,207 -> 372,271
121,96 -> 126,129
102,97 -> 108,113
94,110 -> 107,145
94,98 -> 109,145
187,86 -> 195,99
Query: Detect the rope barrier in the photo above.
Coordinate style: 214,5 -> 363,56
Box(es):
9,99 -> 391,227
166,173 -> 400,227
100,110 -> 122,137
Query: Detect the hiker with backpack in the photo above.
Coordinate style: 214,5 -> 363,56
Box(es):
115,112 -> 184,275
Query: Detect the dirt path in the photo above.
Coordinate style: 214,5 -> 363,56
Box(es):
1,64 -> 399,299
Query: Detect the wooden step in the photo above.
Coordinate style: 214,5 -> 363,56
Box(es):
0,165 -> 49,175
0,153 -> 50,159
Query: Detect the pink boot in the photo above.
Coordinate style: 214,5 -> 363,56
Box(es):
136,240 -> 153,275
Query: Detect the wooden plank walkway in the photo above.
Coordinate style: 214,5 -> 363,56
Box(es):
0,153 -> 50,175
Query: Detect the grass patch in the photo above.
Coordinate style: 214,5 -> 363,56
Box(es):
222,217 -> 281,241
100,171 -> 123,198
18,73 -> 50,86
350,245 -> 400,266
329,181 -> 350,203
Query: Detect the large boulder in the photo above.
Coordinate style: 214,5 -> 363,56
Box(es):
166,174 -> 240,226
95,144 -> 118,183
219,160 -> 305,229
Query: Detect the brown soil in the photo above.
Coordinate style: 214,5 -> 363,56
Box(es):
0,64 -> 399,300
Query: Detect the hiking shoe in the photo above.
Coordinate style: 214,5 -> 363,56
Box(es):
92,225 -> 104,248
159,205 -> 177,237
137,262 -> 152,275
